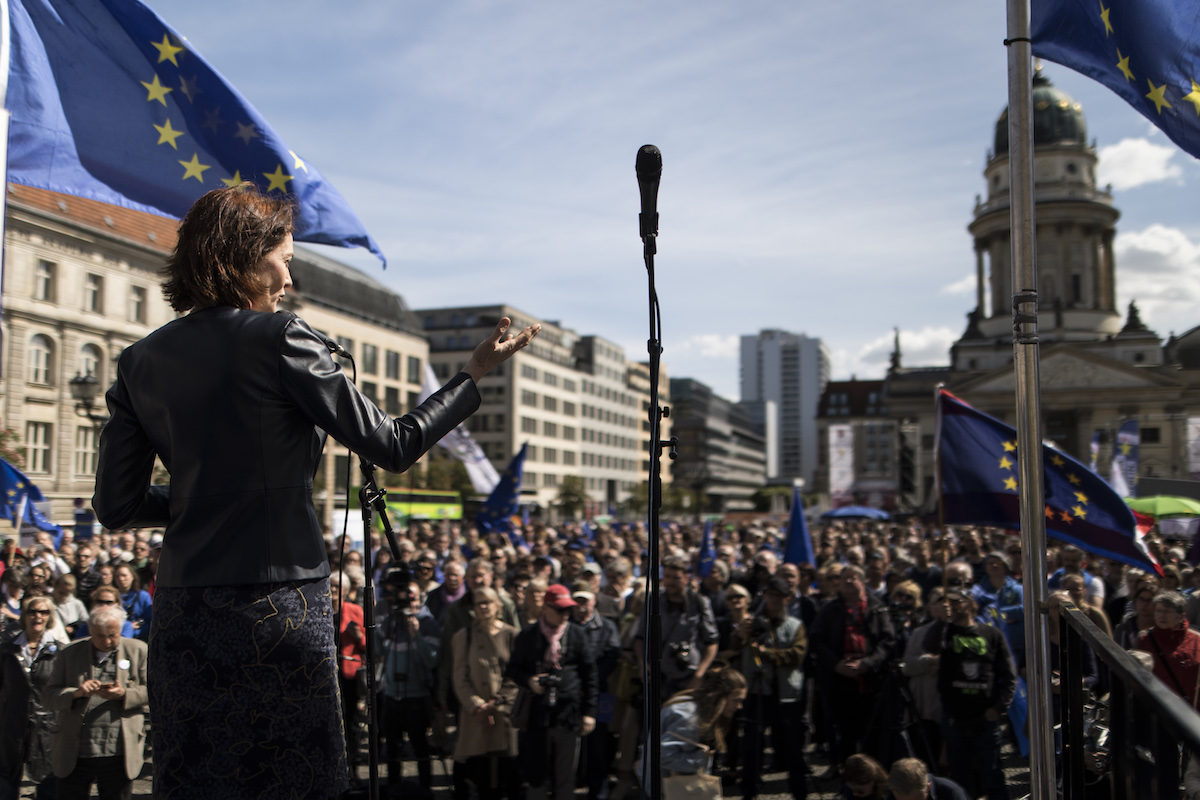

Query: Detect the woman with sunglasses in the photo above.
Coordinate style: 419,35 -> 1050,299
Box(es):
0,596 -> 61,799
72,586 -> 135,641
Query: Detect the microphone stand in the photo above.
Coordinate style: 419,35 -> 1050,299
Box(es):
639,145 -> 675,800
352,457 -> 406,800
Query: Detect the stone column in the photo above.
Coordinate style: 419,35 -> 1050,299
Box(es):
975,239 -> 987,319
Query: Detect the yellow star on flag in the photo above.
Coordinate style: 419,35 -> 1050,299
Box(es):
1184,80 -> 1200,115
1099,2 -> 1113,35
141,74 -> 173,106
178,153 -> 211,183
1120,443 -> 1132,456
221,171 -> 249,188
1146,80 -> 1173,113
179,76 -> 201,104
264,163 -> 293,192
1072,505 -> 1087,519
289,150 -> 309,174
151,34 -> 184,66
1045,505 -> 1056,519
1002,441 -> 1017,452
1059,509 -> 1074,522
1074,491 -> 1088,504
1050,454 -> 1065,468
234,122 -> 259,145
153,118 -> 185,150
998,456 -> 1014,471
1004,477 -> 1018,491
1116,50 -> 1134,82
1067,473 -> 1081,486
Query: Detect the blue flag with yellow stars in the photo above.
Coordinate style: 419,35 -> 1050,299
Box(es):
936,389 -> 1160,575
782,484 -> 815,567
696,519 -> 715,578
1031,0 -> 1200,160
475,444 -> 527,548
0,458 -> 63,545
6,0 -> 385,263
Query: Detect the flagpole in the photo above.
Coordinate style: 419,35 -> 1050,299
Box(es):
934,384 -> 949,582
0,0 -> 13,365
1005,2 -> 1055,798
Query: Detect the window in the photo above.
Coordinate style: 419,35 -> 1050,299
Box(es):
25,422 -> 52,474
543,448 -> 558,464
129,286 -> 147,323
84,274 -> 104,313
407,356 -> 422,385
407,391 -> 420,410
1142,427 -> 1161,444
522,417 -> 538,434
385,387 -> 402,415
34,260 -> 56,302
424,315 -> 437,329
543,396 -> 558,413
543,421 -> 557,437
386,350 -> 401,380
543,373 -> 558,387
524,471 -> 537,487
563,451 -> 575,466
563,426 -> 576,441
527,446 -> 538,461
543,473 -> 559,487
336,337 -> 354,368
521,390 -> 538,407
362,344 -> 378,375
563,379 -> 576,393
28,335 -> 54,385
79,344 -> 103,384
75,426 -> 98,476
563,402 -> 576,417
493,414 -> 506,432
522,364 -> 538,380
361,381 -> 378,405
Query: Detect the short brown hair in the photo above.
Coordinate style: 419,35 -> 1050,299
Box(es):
888,758 -> 929,794
163,186 -> 295,312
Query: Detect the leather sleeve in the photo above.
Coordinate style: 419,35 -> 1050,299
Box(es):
278,317 -> 480,473
93,363 -> 171,530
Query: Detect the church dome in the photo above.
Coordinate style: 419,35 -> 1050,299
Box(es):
994,69 -> 1087,155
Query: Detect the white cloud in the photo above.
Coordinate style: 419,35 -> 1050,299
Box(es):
675,334 -> 740,359
1114,224 -> 1200,335
831,326 -> 957,380
941,274 -> 975,295
1098,138 -> 1182,191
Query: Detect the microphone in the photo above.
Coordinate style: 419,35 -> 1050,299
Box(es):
636,144 -> 662,240
324,338 -> 352,360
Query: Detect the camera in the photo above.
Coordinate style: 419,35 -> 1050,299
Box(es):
383,565 -> 417,617
666,640 -> 693,672
749,617 -> 772,638
538,672 -> 563,707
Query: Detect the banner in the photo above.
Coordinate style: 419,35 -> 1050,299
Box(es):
829,424 -> 854,504
1113,420 -> 1139,498
420,364 -> 500,495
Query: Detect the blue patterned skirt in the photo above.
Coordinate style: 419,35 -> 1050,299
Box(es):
148,577 -> 349,800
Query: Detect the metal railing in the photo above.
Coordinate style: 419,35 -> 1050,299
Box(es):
1058,601 -> 1200,799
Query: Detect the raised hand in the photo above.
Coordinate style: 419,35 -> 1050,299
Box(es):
463,317 -> 542,382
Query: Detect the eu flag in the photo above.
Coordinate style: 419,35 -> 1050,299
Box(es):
696,520 -> 715,578
1031,0 -> 1200,159
782,485 -> 814,567
6,0 -> 385,263
937,390 -> 1159,574
0,458 -> 63,545
475,444 -> 527,548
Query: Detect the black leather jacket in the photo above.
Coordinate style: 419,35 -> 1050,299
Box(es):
93,306 -> 480,588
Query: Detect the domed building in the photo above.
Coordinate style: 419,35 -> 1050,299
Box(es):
818,69 -> 1200,510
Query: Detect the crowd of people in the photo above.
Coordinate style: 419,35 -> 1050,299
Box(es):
2,512 -> 1200,800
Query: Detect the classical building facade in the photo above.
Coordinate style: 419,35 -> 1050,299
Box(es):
0,185 -> 429,529
816,69 -> 1200,511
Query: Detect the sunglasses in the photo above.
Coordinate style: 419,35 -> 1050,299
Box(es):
416,563 -> 434,570
27,608 -> 51,616
94,599 -> 119,606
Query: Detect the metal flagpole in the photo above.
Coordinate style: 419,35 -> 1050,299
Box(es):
1004,2 -> 1054,798
0,0 -> 13,363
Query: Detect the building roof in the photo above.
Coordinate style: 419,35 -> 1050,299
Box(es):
7,184 -> 416,333
818,378 -> 885,417
994,69 -> 1088,154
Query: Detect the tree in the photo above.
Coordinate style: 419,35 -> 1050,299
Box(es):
0,428 -> 25,469
557,475 -> 589,519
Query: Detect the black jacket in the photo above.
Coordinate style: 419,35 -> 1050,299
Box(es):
506,621 -> 598,732
94,307 -> 480,587
809,593 -> 896,690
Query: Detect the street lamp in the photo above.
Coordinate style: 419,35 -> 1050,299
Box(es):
69,372 -> 109,429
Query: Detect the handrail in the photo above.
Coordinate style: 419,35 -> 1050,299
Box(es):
1058,600 -> 1200,800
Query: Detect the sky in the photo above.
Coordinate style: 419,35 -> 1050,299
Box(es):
151,0 -> 1200,401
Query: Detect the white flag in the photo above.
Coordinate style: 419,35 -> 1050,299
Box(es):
420,364 -> 500,494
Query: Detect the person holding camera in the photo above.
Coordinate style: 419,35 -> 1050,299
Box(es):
380,573 -> 443,792
729,577 -> 809,800
633,556 -> 719,698
506,584 -> 598,800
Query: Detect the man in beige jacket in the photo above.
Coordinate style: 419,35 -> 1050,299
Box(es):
44,603 -> 148,800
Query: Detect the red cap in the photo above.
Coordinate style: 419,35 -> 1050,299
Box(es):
544,584 -> 577,610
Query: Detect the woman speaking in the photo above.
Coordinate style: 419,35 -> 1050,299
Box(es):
93,186 -> 539,800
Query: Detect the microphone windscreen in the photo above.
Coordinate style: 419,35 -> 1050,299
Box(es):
636,145 -> 662,181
